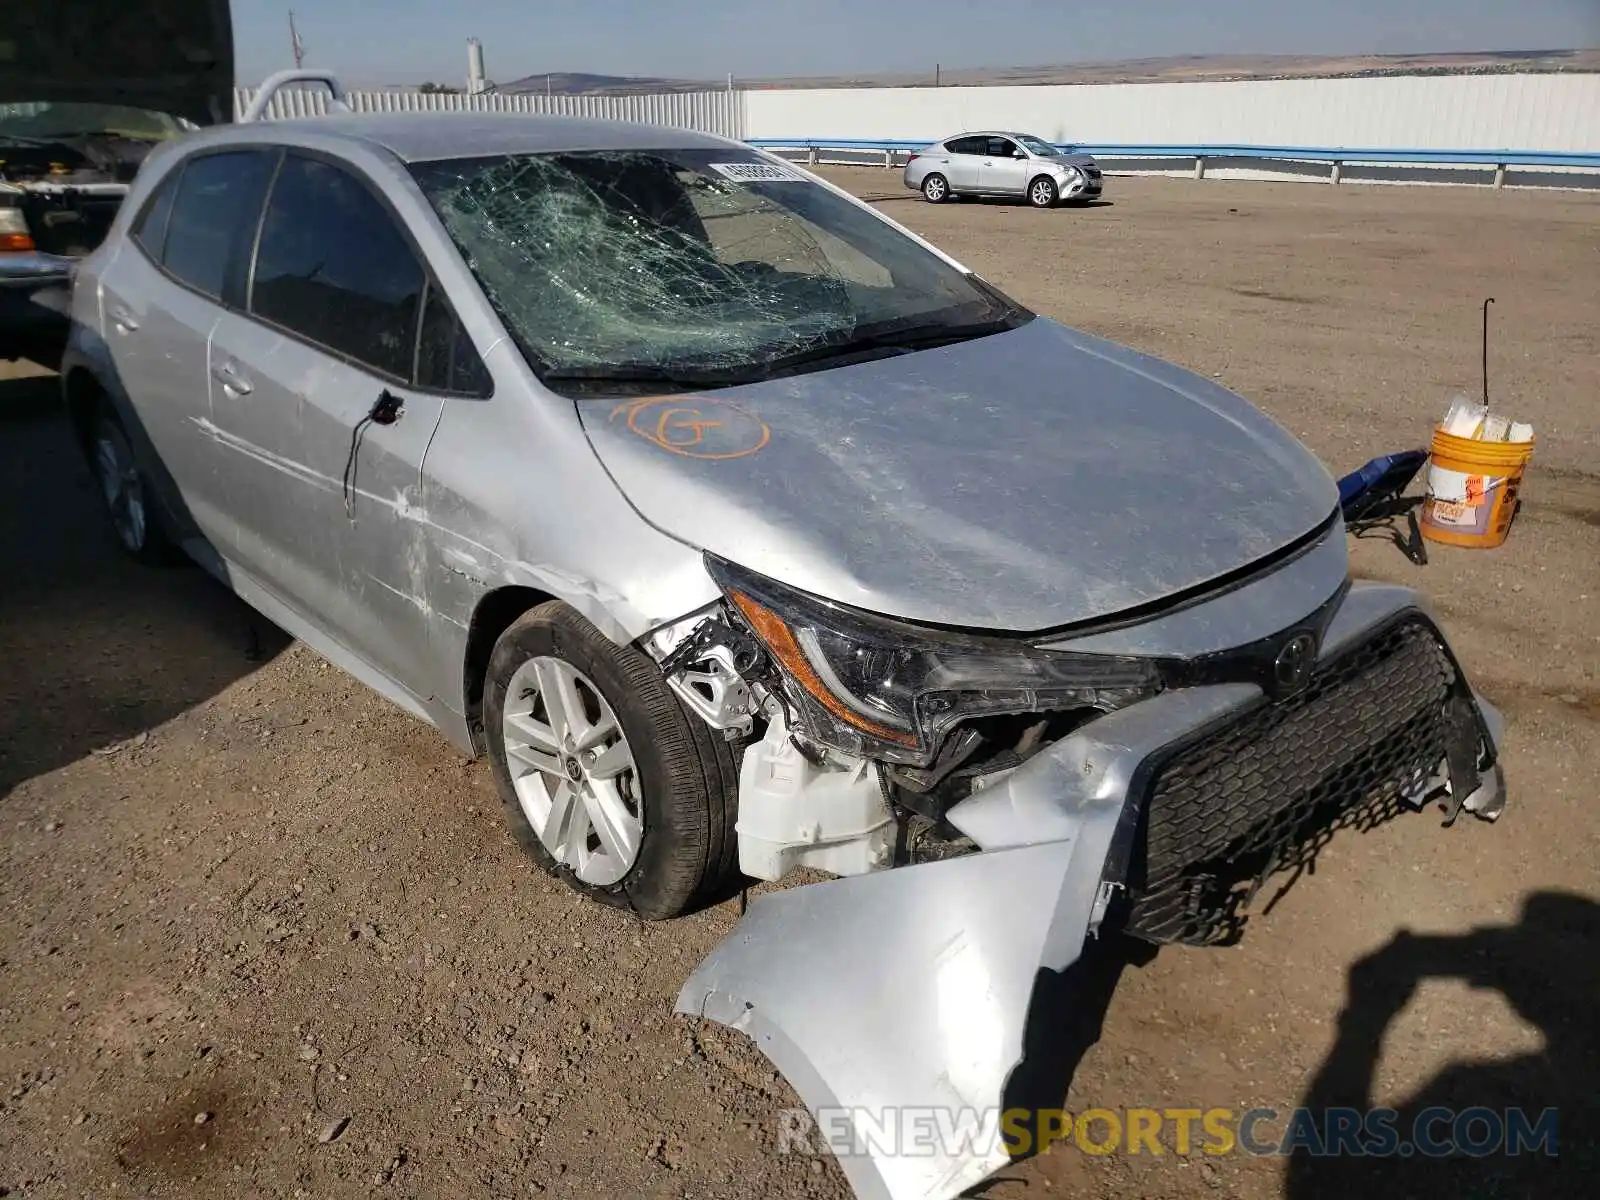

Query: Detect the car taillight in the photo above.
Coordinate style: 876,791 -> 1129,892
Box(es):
0,207 -> 34,252
906,152 -> 919,163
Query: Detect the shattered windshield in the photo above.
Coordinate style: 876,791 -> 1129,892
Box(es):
409,149 -> 1026,390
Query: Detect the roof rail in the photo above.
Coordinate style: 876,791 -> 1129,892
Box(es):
240,69 -> 352,123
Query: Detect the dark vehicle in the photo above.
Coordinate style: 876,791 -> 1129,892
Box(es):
0,1 -> 233,366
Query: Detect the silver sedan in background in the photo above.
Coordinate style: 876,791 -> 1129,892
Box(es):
904,130 -> 1103,206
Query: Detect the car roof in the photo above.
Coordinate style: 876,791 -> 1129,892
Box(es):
174,111 -> 741,163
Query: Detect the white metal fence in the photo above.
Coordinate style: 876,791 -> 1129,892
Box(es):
743,73 -> 1600,154
231,86 -> 745,138
744,73 -> 1600,189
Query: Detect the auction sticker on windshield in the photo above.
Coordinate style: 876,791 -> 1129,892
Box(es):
708,162 -> 808,184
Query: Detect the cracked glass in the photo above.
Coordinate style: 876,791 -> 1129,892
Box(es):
409,149 -> 1014,388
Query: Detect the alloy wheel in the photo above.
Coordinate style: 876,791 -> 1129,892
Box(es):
502,656 -> 642,886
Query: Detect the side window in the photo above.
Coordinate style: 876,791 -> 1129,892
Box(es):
250,154 -> 424,380
987,137 -> 1017,158
945,137 -> 985,156
130,169 -> 180,259
162,151 -> 275,297
416,286 -> 492,395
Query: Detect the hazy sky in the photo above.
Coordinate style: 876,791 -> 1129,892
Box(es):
236,0 -> 1600,86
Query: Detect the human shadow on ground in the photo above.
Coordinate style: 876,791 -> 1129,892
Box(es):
1286,890 -> 1596,1199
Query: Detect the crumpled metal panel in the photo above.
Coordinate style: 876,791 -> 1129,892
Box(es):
579,317 -> 1340,633
677,839 -> 1089,1200
677,683 -> 1261,1200
1038,517 -> 1348,658
677,586 -> 1509,1200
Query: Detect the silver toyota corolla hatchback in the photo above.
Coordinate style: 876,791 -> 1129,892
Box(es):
903,130 -> 1103,206
62,96 -> 1507,1200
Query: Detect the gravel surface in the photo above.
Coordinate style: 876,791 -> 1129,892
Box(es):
3,172 -> 1595,1198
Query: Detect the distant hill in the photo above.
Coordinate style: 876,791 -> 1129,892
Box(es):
498,71 -> 715,96
491,48 -> 1599,95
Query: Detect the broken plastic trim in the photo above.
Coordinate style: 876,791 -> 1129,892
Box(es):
650,609 -> 766,735
676,584 -> 1510,1200
677,683 -> 1258,1200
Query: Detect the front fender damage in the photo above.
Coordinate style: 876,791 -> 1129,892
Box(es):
675,686 -> 1260,1200
677,840 -> 1091,1200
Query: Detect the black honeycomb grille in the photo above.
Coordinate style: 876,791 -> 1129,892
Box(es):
1123,617 -> 1459,947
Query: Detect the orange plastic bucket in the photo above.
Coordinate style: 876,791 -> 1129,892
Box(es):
1419,427 -> 1534,549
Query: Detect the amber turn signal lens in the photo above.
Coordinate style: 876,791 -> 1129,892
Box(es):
730,590 -> 918,747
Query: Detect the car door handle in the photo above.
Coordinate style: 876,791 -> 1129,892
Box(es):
210,361 -> 253,395
109,305 -> 138,332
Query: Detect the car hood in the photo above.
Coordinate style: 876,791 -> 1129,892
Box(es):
578,317 -> 1339,632
1048,152 -> 1098,168
5,1 -> 234,125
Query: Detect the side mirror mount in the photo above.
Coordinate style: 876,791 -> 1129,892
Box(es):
1013,150 -> 1028,159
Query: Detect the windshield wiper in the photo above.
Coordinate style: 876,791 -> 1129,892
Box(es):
744,313 -> 1026,378
541,363 -> 747,394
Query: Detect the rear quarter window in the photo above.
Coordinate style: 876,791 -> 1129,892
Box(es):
130,170 -> 179,258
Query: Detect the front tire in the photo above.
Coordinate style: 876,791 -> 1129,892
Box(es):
1028,176 -> 1059,208
484,601 -> 740,919
921,173 -> 950,203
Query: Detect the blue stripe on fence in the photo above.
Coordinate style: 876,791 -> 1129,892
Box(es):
746,139 -> 1600,168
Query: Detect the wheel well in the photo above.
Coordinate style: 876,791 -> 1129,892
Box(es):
62,368 -> 105,451
1029,173 -> 1057,195
463,585 -> 555,754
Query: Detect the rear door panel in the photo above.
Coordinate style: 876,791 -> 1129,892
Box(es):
96,243 -> 223,544
942,138 -> 984,189
96,149 -> 276,548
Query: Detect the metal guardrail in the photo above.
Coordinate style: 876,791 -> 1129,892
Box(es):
748,138 -> 1600,186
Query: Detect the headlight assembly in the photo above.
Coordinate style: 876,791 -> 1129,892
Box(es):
706,556 -> 1163,766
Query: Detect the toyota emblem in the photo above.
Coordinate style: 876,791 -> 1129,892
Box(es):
1273,632 -> 1318,693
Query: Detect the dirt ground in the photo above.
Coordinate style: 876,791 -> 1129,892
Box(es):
3,172 -> 1596,1200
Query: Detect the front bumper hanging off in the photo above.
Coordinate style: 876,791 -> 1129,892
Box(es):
676,583 -> 1507,1200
